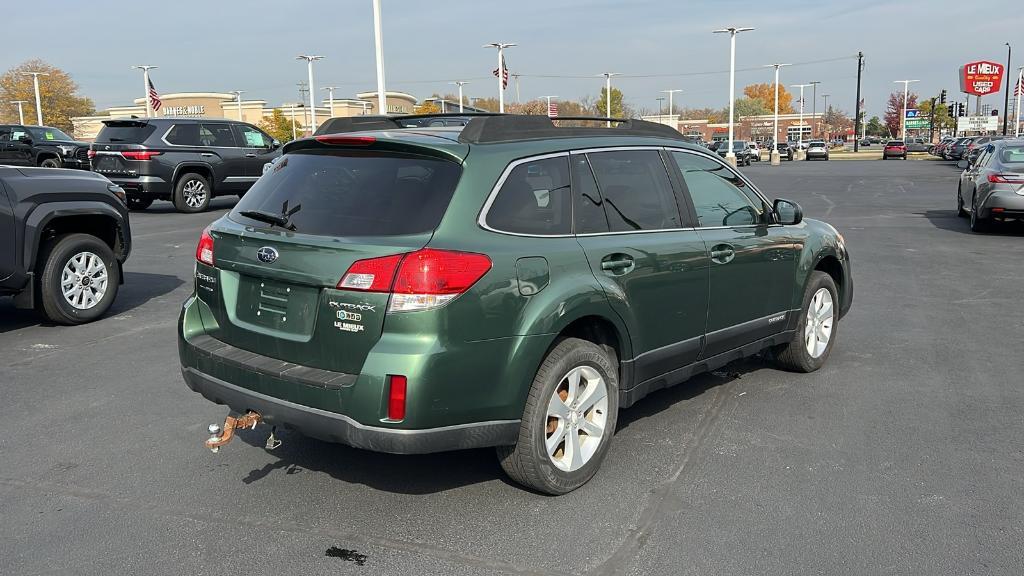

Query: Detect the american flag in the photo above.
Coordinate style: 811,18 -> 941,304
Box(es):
1015,76 -> 1022,97
493,53 -> 509,90
148,78 -> 162,111
548,101 -> 558,117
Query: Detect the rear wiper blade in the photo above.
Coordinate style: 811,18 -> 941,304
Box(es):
239,210 -> 289,227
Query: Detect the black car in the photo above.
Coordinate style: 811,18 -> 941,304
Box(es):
775,141 -> 794,160
0,125 -> 91,170
0,165 -> 131,324
89,118 -> 282,213
715,140 -> 756,166
946,137 -> 974,161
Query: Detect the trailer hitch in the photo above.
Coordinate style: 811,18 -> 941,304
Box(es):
205,411 -> 261,453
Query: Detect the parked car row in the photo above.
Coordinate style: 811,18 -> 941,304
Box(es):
933,135 -> 1010,161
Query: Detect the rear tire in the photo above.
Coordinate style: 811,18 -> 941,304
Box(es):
37,233 -> 120,325
773,271 -> 838,373
173,173 -> 211,213
497,338 -> 619,495
127,196 -> 153,211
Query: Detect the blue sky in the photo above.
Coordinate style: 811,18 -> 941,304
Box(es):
5,0 -> 1022,118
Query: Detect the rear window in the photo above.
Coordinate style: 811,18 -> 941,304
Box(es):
95,122 -> 157,144
808,141 -> 825,146
230,150 -> 462,237
1001,146 -> 1024,163
887,141 -> 904,146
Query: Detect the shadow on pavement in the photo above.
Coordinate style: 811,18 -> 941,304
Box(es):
0,271 -> 183,333
920,210 -> 1024,236
232,357 -> 768,494
131,196 -> 238,215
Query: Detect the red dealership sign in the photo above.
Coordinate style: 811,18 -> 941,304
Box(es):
959,61 -> 1005,96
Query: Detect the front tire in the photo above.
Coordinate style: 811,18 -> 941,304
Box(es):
173,173 -> 211,213
956,187 -> 967,217
773,271 -> 838,373
497,338 -> 619,495
37,233 -> 120,325
969,194 -> 989,233
40,157 -> 62,168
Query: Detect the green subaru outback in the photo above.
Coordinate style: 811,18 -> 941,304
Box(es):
179,115 -> 852,494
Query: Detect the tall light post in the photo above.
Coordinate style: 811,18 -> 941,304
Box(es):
321,86 -> 337,118
792,83 -> 812,157
230,90 -> 245,121
807,80 -> 821,138
1011,65 -> 1019,136
1003,43 -> 1011,135
656,97 -> 665,117
894,79 -> 920,138
21,71 -> 50,125
541,95 -> 558,117
765,63 -> 791,165
130,66 -> 157,118
10,100 -> 27,124
289,104 -> 298,140
821,94 -> 831,141
484,43 -> 516,112
372,0 -> 387,115
450,81 -> 469,112
661,89 -> 682,119
599,72 -> 621,127
713,26 -> 754,166
296,55 -> 323,129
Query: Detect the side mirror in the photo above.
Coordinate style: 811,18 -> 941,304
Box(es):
18,135 -> 32,144
270,139 -> 281,149
956,160 -> 968,170
774,198 -> 803,225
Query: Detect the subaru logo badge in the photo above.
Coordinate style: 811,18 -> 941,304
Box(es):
256,246 -> 279,264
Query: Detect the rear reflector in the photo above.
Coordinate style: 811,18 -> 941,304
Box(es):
196,227 -> 214,266
314,135 -> 376,146
387,375 -> 407,421
337,249 -> 492,312
121,150 -> 162,161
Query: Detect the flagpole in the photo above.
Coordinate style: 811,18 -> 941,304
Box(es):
484,43 -> 515,113
132,65 -> 158,118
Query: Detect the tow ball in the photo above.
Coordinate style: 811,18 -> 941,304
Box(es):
205,411 -> 261,453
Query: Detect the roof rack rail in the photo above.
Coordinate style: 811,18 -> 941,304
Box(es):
457,115 -> 685,144
313,112 -> 503,136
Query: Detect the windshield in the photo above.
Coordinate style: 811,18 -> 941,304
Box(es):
732,142 -> 747,151
230,150 -> 462,237
27,126 -> 74,141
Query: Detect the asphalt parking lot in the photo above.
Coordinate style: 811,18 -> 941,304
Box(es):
2,159 -> 1022,575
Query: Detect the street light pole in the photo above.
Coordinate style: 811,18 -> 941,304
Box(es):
321,86 -> 337,118
661,89 -> 682,120
765,63 -> 790,165
372,0 -> 387,115
808,80 -> 821,138
296,55 -> 323,128
599,73 -> 622,127
821,94 -> 830,142
289,105 -> 297,140
792,83 -> 812,157
656,97 -> 665,117
1003,42 -> 1012,135
21,71 -> 50,125
10,100 -> 27,124
450,81 -> 469,112
230,90 -> 245,121
130,66 -> 156,118
713,26 -> 754,166
894,79 -> 920,139
484,43 -> 516,113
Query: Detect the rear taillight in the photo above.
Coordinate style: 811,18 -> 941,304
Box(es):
387,375 -> 407,421
988,173 -> 1023,184
196,228 -> 214,266
87,150 -> 96,159
337,249 -> 492,312
121,150 -> 162,161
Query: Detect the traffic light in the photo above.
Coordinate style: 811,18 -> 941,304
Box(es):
948,102 -> 958,117
940,89 -> 947,105
991,109 -> 999,116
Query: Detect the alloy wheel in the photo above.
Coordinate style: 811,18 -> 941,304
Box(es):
60,251 -> 108,310
804,287 -> 834,359
183,180 -> 207,208
545,365 -> 609,472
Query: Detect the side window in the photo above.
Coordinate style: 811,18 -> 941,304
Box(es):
672,151 -> 764,228
200,123 -> 237,147
571,154 -> 609,234
485,156 -> 571,235
11,128 -> 28,141
0,127 -> 10,142
165,124 -> 201,146
586,150 -> 681,232
236,124 -> 272,148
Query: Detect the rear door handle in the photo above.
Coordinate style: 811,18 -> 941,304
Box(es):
245,153 -> 257,158
710,244 -> 736,264
200,153 -> 215,157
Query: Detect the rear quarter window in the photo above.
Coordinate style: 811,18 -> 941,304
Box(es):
230,150 -> 462,237
485,156 -> 571,235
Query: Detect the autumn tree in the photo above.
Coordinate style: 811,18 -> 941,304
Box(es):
743,83 -> 794,114
0,59 -> 95,132
505,100 -> 547,115
257,109 -> 302,143
413,101 -> 441,114
884,91 -> 918,137
917,99 -> 955,134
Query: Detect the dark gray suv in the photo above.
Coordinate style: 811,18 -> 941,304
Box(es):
89,118 -> 281,212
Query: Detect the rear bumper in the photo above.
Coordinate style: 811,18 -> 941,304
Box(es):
979,192 -> 1024,219
181,366 -> 519,454
103,175 -> 171,196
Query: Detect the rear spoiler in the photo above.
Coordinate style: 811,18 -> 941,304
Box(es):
101,119 -> 151,127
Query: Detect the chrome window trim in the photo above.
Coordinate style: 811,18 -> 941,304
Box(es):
160,123 -> 244,149
477,152 -> 574,238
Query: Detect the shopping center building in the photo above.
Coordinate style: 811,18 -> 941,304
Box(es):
71,90 -> 421,141
643,112 -> 853,143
